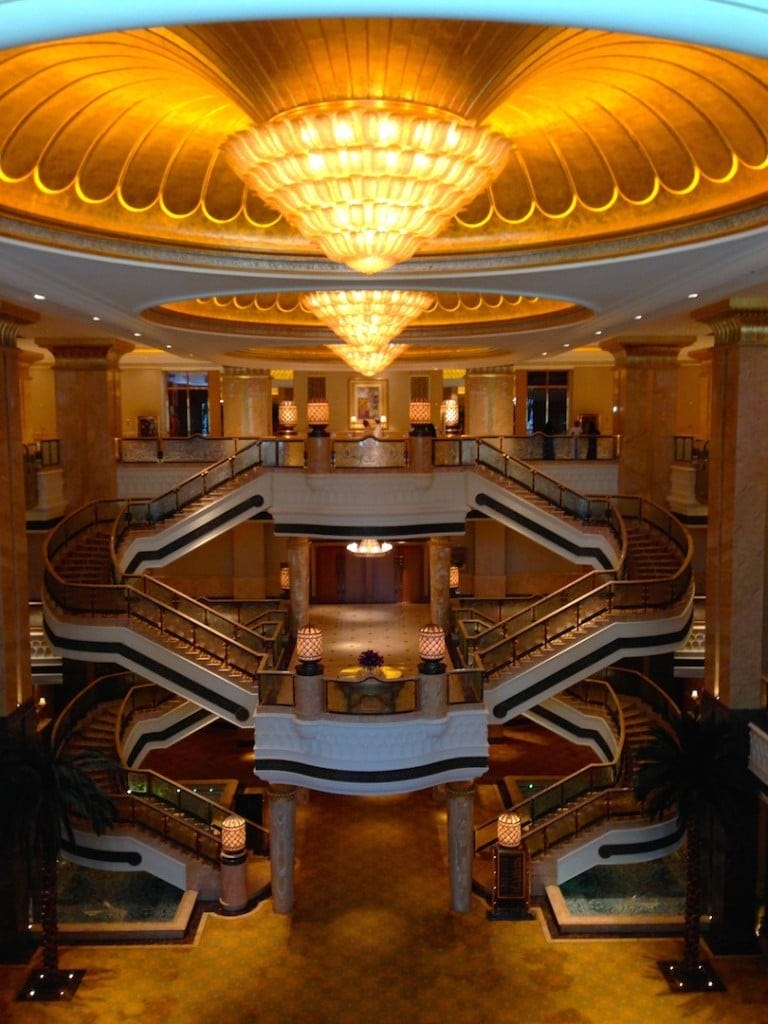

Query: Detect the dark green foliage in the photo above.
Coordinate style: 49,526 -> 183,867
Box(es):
634,711 -> 748,986
0,726 -> 122,986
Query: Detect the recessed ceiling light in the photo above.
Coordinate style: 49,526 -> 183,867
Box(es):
133,332 -> 142,338
541,351 -> 548,356
634,314 -> 643,320
92,315 -> 101,322
33,293 -> 46,301
563,343 -> 570,348
688,292 -> 699,299
166,344 -> 172,349
594,330 -> 603,336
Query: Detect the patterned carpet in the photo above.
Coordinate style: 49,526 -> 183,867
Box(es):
2,605 -> 767,1021
2,786 -> 767,1023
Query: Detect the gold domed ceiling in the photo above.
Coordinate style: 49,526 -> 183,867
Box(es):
144,291 -> 591,370
1,16 -> 768,367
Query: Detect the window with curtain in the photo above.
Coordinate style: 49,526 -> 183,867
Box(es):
526,370 -> 569,434
166,371 -> 209,436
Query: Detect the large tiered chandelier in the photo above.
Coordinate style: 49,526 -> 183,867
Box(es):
224,100 -> 512,274
302,289 -> 434,376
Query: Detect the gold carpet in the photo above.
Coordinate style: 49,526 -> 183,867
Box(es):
2,786 -> 767,1023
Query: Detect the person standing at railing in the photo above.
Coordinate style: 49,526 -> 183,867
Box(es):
570,417 -> 582,459
585,420 -> 599,460
542,420 -> 555,460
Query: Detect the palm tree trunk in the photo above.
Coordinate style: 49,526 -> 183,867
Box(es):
39,855 -> 59,977
683,819 -> 702,975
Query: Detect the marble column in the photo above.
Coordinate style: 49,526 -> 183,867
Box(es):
700,304 -> 768,710
268,785 -> 298,914
287,536 -> 311,635
464,367 -> 516,436
446,782 -> 475,913
44,338 -> 129,510
429,536 -> 452,633
0,316 -> 33,715
418,667 -> 447,718
294,665 -> 325,719
16,347 -> 44,444
601,336 -> 691,503
221,367 -> 271,439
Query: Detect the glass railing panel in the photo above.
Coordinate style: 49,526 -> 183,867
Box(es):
259,671 -> 295,707
447,668 -> 484,704
432,438 -> 461,466
278,439 -> 306,467
325,675 -> 418,714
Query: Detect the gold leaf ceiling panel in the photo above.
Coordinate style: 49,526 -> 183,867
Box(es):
0,19 -> 767,258
143,291 -> 591,371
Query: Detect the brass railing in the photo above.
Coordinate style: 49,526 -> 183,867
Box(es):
473,669 -> 680,856
461,495 -> 691,678
53,670 -> 268,860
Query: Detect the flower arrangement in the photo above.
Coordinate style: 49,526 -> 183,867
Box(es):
358,649 -> 384,669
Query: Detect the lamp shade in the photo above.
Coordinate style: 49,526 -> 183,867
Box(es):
497,812 -> 522,847
278,400 -> 298,428
280,565 -> 290,590
221,815 -> 247,853
296,624 -> 323,662
419,623 -> 445,661
409,400 -> 432,425
443,398 -> 460,427
449,564 -> 460,589
307,399 -> 330,426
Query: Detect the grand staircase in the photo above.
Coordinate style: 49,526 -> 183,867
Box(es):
56,683 -> 268,900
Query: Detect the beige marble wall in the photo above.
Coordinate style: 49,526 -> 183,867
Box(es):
602,336 -> 691,503
0,322 -> 32,714
702,305 -> 768,710
465,368 -> 516,435
221,368 -> 271,438
45,339 -> 127,509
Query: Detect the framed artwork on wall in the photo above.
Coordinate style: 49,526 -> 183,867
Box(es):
349,378 -> 388,426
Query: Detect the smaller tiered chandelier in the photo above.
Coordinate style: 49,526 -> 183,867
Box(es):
302,289 -> 434,375
346,538 -> 393,557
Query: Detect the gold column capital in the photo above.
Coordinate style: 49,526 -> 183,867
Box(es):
0,319 -> 20,348
42,337 -> 134,365
696,301 -> 768,348
600,335 -> 694,364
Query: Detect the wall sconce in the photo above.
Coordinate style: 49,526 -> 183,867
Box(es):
497,812 -> 522,847
278,400 -> 298,434
307,399 -> 330,436
280,564 -> 290,595
296,624 -> 323,674
419,623 -> 446,674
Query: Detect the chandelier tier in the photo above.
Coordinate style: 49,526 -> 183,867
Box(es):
328,343 -> 407,377
224,100 -> 512,274
346,539 -> 393,557
302,290 -> 434,347
303,289 -> 434,375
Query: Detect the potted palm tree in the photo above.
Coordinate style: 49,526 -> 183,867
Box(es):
633,709 -> 747,992
0,723 -> 121,1001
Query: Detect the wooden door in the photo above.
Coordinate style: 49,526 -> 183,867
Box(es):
313,543 -> 425,603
